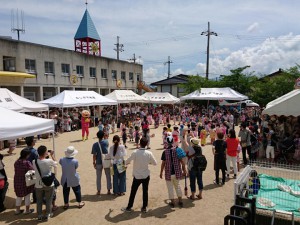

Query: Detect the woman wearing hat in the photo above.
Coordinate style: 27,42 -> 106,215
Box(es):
187,138 -> 203,200
59,146 -> 85,209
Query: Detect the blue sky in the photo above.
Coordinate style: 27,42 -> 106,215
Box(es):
1,0 -> 300,83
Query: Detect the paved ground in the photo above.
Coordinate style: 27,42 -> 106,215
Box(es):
0,125 -> 237,225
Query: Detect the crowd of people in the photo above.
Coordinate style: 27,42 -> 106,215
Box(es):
0,102 -> 300,221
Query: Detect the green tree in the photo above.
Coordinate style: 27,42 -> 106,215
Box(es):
179,75 -> 218,94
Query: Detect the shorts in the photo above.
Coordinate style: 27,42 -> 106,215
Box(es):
266,146 -> 275,159
135,137 -> 140,144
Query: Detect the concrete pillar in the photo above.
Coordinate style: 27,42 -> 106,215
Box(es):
20,85 -> 24,97
39,86 -> 43,101
56,86 -> 60,94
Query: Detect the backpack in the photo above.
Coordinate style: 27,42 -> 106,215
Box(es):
192,152 -> 207,172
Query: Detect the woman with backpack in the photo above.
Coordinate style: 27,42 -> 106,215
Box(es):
187,138 -> 205,200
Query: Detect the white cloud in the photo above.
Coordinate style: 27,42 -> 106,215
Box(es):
194,33 -> 300,79
247,22 -> 259,33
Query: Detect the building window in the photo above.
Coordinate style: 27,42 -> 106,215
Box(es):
137,73 -> 141,81
121,71 -> 126,80
3,56 -> 16,71
76,65 -> 84,77
25,59 -> 36,74
101,69 -> 107,79
112,70 -> 117,80
44,61 -> 54,75
129,72 -> 134,81
61,63 -> 70,76
178,87 -> 185,93
90,67 -> 96,78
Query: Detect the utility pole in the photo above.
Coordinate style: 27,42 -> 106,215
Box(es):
114,36 -> 124,60
129,53 -> 136,63
201,22 -> 217,80
164,56 -> 173,78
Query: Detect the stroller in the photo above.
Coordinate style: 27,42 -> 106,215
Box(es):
276,137 -> 295,164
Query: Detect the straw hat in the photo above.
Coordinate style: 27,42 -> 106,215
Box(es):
190,138 -> 200,146
65,146 -> 78,158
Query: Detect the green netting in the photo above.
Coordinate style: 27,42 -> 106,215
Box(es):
255,174 -> 300,217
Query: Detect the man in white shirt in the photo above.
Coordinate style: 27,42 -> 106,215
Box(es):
122,137 -> 157,213
33,146 -> 57,221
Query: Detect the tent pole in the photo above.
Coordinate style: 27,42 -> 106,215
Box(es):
52,132 -> 57,174
93,105 -> 95,127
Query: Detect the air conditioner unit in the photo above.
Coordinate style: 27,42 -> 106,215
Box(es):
9,67 -> 16,71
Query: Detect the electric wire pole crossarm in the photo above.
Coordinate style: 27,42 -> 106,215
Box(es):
114,36 -> 124,60
201,22 -> 217,80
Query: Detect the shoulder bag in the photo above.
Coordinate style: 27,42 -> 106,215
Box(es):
98,142 -> 112,169
35,160 -> 55,187
25,170 -> 36,187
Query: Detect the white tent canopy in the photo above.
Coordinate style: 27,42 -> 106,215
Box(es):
141,92 -> 180,104
180,87 -> 248,101
262,89 -> 300,117
0,107 -> 54,141
40,90 -> 117,108
0,88 -> 49,112
105,90 -> 148,103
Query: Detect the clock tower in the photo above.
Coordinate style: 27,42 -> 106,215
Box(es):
74,4 -> 101,56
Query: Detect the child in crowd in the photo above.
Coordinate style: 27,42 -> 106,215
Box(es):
210,124 -> 216,144
172,126 -> 179,147
143,128 -> 151,149
134,126 -> 140,148
103,123 -> 110,137
179,124 -> 184,142
111,120 -> 115,133
162,127 -> 168,147
7,139 -> 17,155
200,126 -> 207,146
98,121 -> 104,131
122,128 -> 128,148
129,126 -> 134,142
167,124 -> 172,132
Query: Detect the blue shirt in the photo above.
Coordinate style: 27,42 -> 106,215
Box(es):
27,147 -> 38,163
59,157 -> 79,187
91,139 -> 109,165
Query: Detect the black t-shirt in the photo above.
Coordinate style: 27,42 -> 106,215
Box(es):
213,140 -> 227,157
161,149 -> 175,175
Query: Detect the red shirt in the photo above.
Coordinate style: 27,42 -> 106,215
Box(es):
226,138 -> 239,157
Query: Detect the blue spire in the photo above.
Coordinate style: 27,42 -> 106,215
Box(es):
74,9 -> 100,40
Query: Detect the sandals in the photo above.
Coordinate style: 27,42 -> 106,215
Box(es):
52,205 -> 58,211
23,209 -> 34,215
188,195 -> 196,200
168,202 -> 175,208
196,194 -> 202,200
78,202 -> 85,208
14,210 -> 24,215
63,204 -> 69,210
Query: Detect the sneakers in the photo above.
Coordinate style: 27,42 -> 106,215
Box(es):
141,207 -> 148,213
23,209 -> 34,215
121,207 -> 133,212
43,213 -> 53,221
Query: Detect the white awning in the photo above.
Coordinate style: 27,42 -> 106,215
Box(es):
141,92 -> 180,104
105,90 -> 148,103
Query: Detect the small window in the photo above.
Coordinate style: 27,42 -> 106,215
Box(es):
44,61 -> 54,75
112,70 -> 117,80
101,69 -> 107,79
3,56 -> 16,71
25,59 -> 36,74
61,63 -> 70,76
90,67 -> 96,78
129,72 -> 134,81
76,65 -> 84,77
121,71 -> 126,80
137,73 -> 141,81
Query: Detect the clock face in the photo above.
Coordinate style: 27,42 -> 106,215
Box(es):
70,75 -> 78,85
116,79 -> 122,88
91,43 -> 98,53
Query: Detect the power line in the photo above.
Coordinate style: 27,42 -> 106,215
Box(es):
113,36 -> 124,60
201,21 -> 218,80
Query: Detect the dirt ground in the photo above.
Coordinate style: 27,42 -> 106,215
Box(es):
0,125 -> 237,225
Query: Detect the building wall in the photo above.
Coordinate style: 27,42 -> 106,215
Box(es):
0,38 -> 143,100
